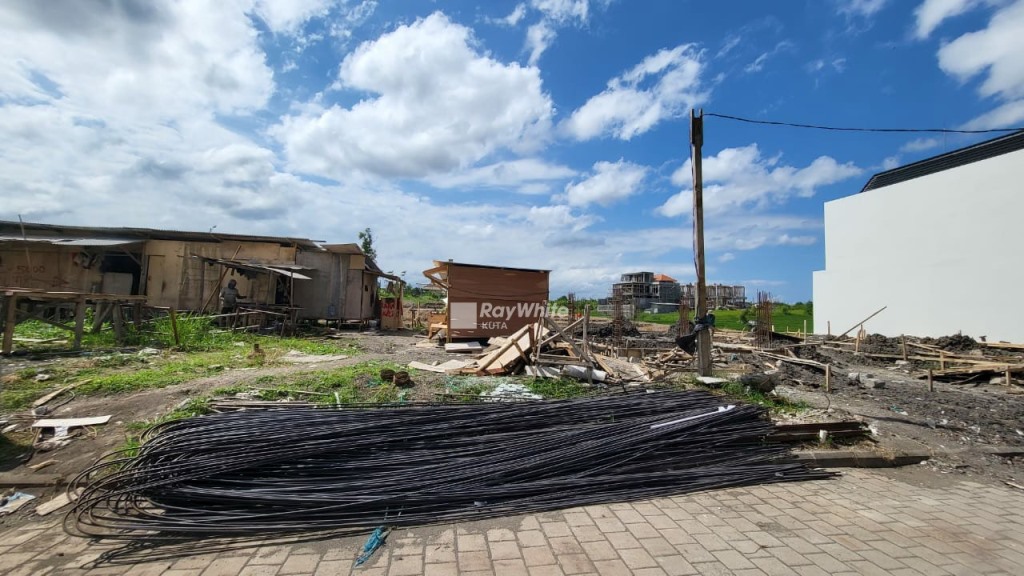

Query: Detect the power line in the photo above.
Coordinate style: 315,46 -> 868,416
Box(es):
705,112 -> 1024,134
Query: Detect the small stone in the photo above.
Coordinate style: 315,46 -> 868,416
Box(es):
863,378 -> 886,389
894,360 -> 910,366
847,372 -> 861,382
33,373 -> 52,382
990,377 -> 1006,385
138,347 -> 160,356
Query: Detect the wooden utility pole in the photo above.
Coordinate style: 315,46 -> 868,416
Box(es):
691,109 -> 712,376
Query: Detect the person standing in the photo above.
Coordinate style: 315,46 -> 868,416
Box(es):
219,279 -> 244,326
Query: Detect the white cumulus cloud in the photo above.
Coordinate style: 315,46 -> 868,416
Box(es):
900,137 -> 942,152
562,160 -> 648,207
935,0 -> 1024,128
913,0 -> 986,39
564,45 -> 707,141
273,12 -> 555,180
659,144 -> 862,217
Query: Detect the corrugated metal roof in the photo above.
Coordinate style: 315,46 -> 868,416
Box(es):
861,129 -> 1024,192
431,260 -> 551,274
0,221 -> 324,250
0,235 -> 140,246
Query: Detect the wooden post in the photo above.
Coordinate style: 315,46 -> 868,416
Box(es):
901,335 -> 908,361
1006,365 -> 1012,387
2,293 -> 17,355
582,305 -> 590,359
112,303 -> 124,344
927,368 -> 934,392
855,330 -> 862,354
939,352 -> 946,370
91,302 -> 107,333
825,364 -> 831,392
827,320 -> 831,336
168,308 -> 181,348
72,296 -> 86,349
691,109 -> 712,377
803,319 -> 807,337
132,302 -> 142,330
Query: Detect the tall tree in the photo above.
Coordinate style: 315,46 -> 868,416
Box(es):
358,227 -> 377,261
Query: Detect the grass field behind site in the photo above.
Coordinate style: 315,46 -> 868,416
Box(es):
634,302 -> 814,333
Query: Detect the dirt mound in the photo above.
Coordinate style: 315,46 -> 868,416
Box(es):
860,334 -> 902,355
594,322 -> 641,338
924,334 -> 978,352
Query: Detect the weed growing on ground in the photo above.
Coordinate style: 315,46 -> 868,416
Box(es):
525,377 -> 590,399
210,360 -> 408,406
715,381 -> 809,414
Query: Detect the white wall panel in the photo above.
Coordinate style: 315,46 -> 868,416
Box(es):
814,149 -> 1024,341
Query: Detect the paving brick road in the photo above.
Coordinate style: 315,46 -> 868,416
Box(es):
2,469 -> 1023,576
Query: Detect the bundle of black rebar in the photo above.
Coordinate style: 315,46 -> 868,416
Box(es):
66,390 -> 833,539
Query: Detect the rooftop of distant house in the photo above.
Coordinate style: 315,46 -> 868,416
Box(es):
653,274 -> 677,283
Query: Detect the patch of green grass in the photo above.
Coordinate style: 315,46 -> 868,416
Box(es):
525,377 -> 590,399
12,320 -> 67,341
635,303 -> 814,333
715,381 -> 809,414
77,349 -> 241,395
210,361 -> 409,406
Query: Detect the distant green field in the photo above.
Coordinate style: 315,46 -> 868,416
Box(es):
635,304 -> 813,333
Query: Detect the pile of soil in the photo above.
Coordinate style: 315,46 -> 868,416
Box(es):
924,334 -> 978,352
859,334 -> 903,355
594,322 -> 641,338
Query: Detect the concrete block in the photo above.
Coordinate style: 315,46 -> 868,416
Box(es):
862,378 -> 886,389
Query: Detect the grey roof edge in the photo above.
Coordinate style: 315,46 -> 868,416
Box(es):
860,129 -> 1024,192
0,221 -> 325,250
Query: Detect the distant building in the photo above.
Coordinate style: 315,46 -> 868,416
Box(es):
599,272 -> 746,316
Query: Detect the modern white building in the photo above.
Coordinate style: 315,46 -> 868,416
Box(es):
813,130 -> 1024,342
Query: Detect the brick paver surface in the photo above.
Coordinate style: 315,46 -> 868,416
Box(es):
3,469 -> 1023,575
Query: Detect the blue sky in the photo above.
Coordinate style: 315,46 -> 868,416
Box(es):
2,0 -> 1022,301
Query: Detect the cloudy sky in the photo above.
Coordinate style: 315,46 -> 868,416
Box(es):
2,0 -> 1021,300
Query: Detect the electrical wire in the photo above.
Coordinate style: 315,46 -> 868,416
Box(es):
64,390 -> 833,541
704,112 -> 1024,134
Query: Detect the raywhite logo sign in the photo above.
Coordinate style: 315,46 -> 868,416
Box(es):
449,301 -> 568,331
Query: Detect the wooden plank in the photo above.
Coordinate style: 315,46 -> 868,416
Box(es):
478,324 -> 549,375
985,342 -> 1024,350
542,316 -> 591,365
35,489 -> 81,516
475,325 -> 531,372
929,363 -> 1024,377
32,415 -> 111,428
445,342 -> 483,353
838,306 -> 887,338
32,380 -> 88,408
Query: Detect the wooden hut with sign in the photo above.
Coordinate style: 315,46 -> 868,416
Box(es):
422,260 -> 550,341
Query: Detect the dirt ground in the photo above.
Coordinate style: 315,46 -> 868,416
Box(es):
744,336 -> 1024,487
3,327 -> 1023,527
0,330 -> 453,481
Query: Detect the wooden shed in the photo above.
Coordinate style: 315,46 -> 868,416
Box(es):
423,260 -> 550,340
0,221 -> 392,325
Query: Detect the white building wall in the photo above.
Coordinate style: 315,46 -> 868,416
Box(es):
813,149 -> 1024,342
